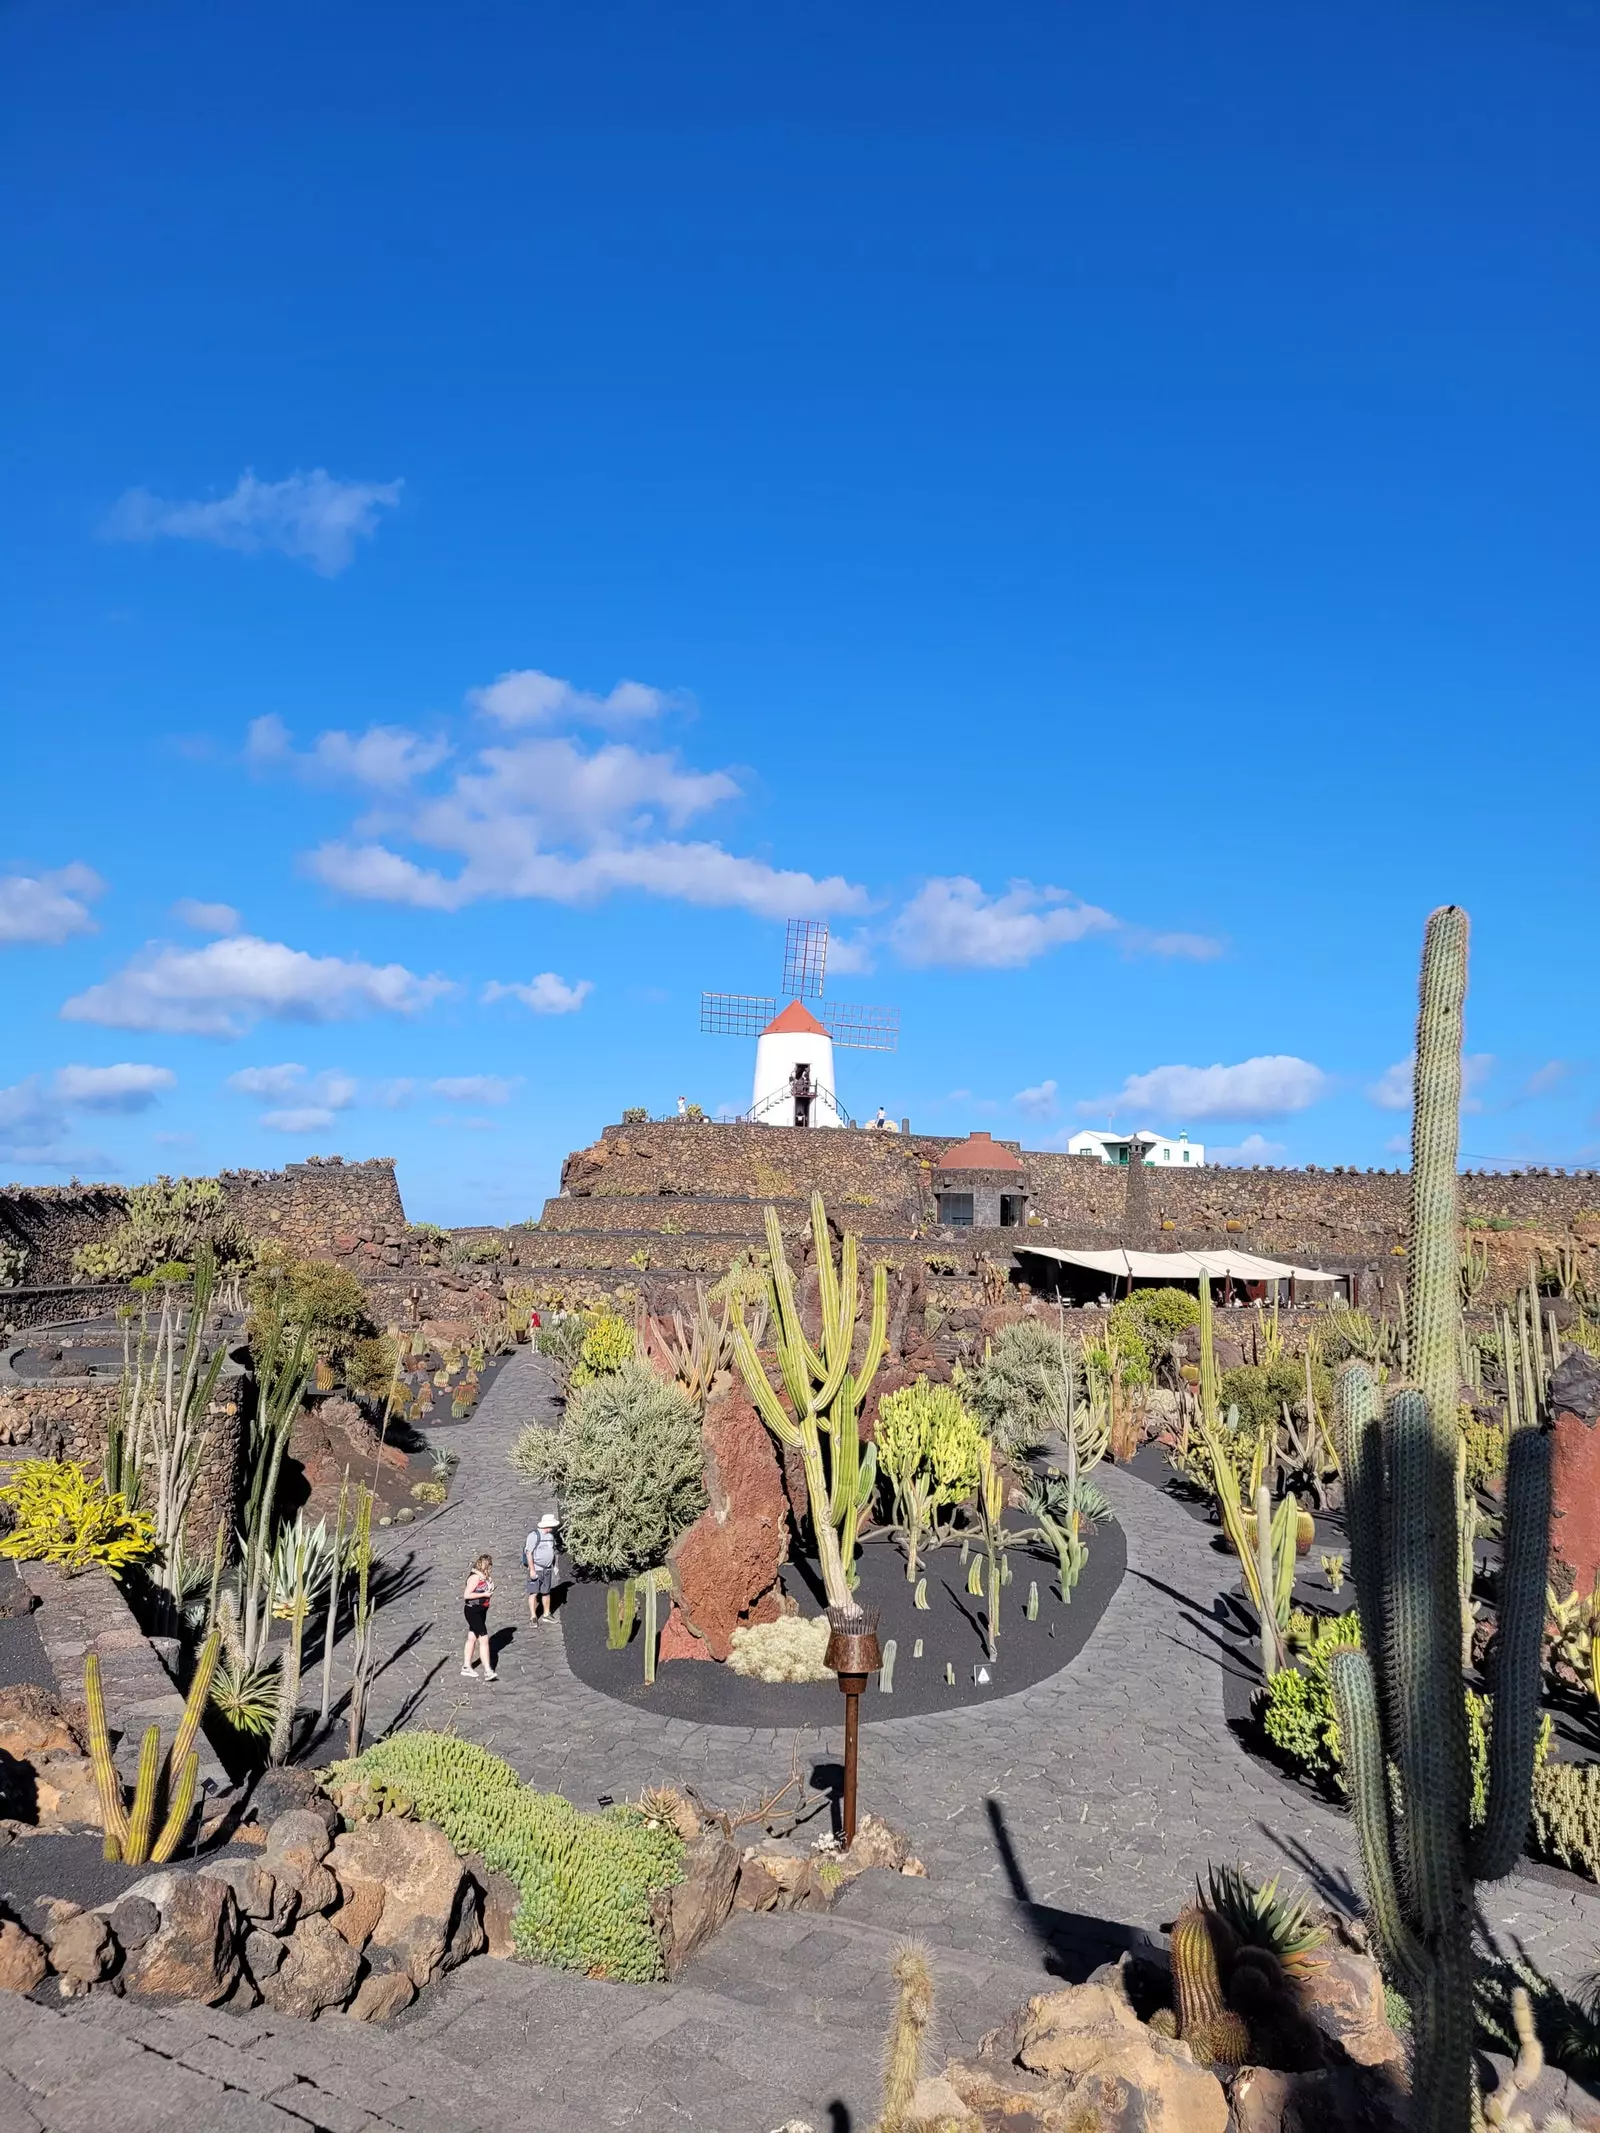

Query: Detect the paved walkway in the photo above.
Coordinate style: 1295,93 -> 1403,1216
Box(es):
11,1348 -> 1599,2131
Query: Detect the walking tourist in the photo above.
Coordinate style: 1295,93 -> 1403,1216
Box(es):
461,1554 -> 497,1679
525,1513 -> 560,1625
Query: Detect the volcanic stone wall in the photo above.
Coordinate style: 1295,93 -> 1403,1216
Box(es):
218,1158 -> 408,1256
0,1186 -> 130,1287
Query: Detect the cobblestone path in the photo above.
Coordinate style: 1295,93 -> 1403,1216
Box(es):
10,1348 -> 1597,2131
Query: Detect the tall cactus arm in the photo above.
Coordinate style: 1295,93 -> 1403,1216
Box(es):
764,1206 -> 825,1384
124,1723 -> 163,1864
164,1629 -> 220,1793
1335,1364 -> 1388,1696
1409,906 -> 1468,1436
854,1263 -> 890,1402
812,1194 -> 841,1355
150,1752 -> 199,1865
1472,1424 -> 1554,1880
732,1318 -> 803,1447
1382,1390 -> 1472,1939
1328,1648 -> 1426,1992
84,1653 -> 130,1855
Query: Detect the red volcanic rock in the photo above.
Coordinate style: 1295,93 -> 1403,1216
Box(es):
667,1382 -> 789,1661
1550,1353 -> 1600,1594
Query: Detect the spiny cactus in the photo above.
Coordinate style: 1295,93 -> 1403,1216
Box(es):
873,1942 -> 935,2133
732,1196 -> 888,1607
1328,907 -> 1553,2133
1170,1903 -> 1250,2066
606,1580 -> 637,1650
86,1629 -> 220,1864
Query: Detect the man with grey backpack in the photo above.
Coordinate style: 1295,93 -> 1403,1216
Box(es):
525,1512 -> 560,1625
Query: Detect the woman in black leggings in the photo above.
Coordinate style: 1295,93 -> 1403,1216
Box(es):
461,1554 -> 496,1680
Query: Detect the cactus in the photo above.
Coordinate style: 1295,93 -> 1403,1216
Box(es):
913,1576 -> 929,1611
1328,910 -> 1553,2133
944,1662 -> 955,1686
1026,1580 -> 1039,1621
873,1942 -> 935,2133
912,1637 -> 923,1660
84,1652 -> 130,1860
1199,1403 -> 1293,1674
1170,1903 -> 1250,2066
976,1437 -> 1005,1661
732,1196 -> 888,1607
86,1630 -> 219,1865
966,1555 -> 984,1597
879,1637 -> 897,1693
606,1581 -> 638,1650
636,1567 -> 673,1685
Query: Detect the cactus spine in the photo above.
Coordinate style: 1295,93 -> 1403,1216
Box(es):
733,1196 -> 888,1608
1170,1903 -> 1250,2066
1328,906 -> 1552,2133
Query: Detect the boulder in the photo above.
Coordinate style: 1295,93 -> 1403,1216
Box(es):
347,1962 -> 416,2023
248,1769 -> 339,1841
108,1896 -> 160,1951
0,1683 -> 82,1760
262,1813 -> 338,1914
947,1980 -> 1230,2133
1549,1353 -> 1600,1593
126,1873 -> 244,2004
0,1685 -> 100,1833
199,1860 -> 295,1932
665,1383 -> 790,1661
244,1928 -> 285,1981
477,1870 -> 520,1960
650,1832 -> 741,1978
46,1910 -> 116,1984
259,1913 -> 363,2018
1233,2068 -> 1342,2133
0,1918 -> 49,1993
327,1876 -> 385,1952
1294,1950 -> 1404,2070
329,1815 -> 478,1987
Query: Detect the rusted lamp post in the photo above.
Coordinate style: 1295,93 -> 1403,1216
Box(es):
823,1604 -> 881,1847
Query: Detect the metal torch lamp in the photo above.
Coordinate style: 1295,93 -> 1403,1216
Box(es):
823,1604 -> 882,1847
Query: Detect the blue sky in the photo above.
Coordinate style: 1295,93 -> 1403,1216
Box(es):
3,0 -> 1597,1224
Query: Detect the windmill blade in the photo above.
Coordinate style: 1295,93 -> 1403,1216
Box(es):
818,1002 -> 900,1052
700,991 -> 778,1037
782,918 -> 829,999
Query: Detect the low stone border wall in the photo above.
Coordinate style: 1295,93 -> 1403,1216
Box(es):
17,1559 -> 231,1800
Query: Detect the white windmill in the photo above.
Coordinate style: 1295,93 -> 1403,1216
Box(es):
700,920 -> 900,1127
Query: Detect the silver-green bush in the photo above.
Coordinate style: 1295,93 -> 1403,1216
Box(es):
512,1359 -> 706,1574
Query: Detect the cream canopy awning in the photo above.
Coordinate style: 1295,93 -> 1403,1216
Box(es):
1015,1245 -> 1339,1284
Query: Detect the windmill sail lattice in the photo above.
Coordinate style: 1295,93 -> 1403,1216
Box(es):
700,920 -> 899,1127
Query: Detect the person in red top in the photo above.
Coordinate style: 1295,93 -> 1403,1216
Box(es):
461,1555 -> 497,1680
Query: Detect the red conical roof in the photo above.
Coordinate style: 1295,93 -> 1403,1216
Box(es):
761,998 -> 829,1038
936,1130 -> 1024,1172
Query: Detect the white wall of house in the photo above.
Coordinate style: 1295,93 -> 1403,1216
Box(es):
1066,1128 -> 1205,1167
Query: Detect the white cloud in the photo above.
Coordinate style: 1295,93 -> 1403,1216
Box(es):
372,1078 -> 416,1107
246,715 -> 448,789
1210,1133 -> 1290,1165
1082,1055 -> 1332,1122
104,468 -> 402,575
431,1075 -> 519,1104
261,1106 -> 338,1133
467,669 -> 681,730
0,864 -> 104,946
892,878 -> 1117,969
62,935 -> 451,1038
1521,1060 -> 1571,1100
53,1063 -> 175,1112
822,931 -> 876,977
0,1080 -> 67,1161
1014,1078 -> 1059,1121
256,693 -> 868,924
482,972 -> 593,1015
228,1063 -> 308,1100
171,899 -> 240,936
1368,1053 -> 1495,1113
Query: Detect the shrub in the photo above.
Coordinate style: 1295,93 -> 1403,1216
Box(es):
512,1360 -> 705,1574
726,1615 -> 832,1683
536,1314 -> 590,1371
1462,1413 -> 1508,1492
1218,1357 -> 1332,1438
249,1252 -> 369,1361
876,1378 -> 983,1521
569,1311 -> 635,1387
621,1107 -> 649,1124
0,1460 -> 156,1579
964,1321 -> 1071,1455
1531,1760 -> 1600,1881
324,1732 -> 683,1979
73,1176 -> 248,1281
345,1333 -> 399,1399
1122,1285 -> 1202,1341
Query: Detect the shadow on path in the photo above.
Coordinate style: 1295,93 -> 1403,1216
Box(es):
985,1797 -> 1151,1981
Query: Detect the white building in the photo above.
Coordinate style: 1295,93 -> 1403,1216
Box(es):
750,1000 -> 845,1128
1066,1128 -> 1204,1168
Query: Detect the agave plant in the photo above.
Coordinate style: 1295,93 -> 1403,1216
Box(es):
1202,1862 -> 1325,1977
210,1657 -> 281,1738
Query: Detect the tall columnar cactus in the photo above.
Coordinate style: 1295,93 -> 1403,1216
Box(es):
1328,908 -> 1552,2133
733,1196 -> 888,1608
86,1629 -> 220,1863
